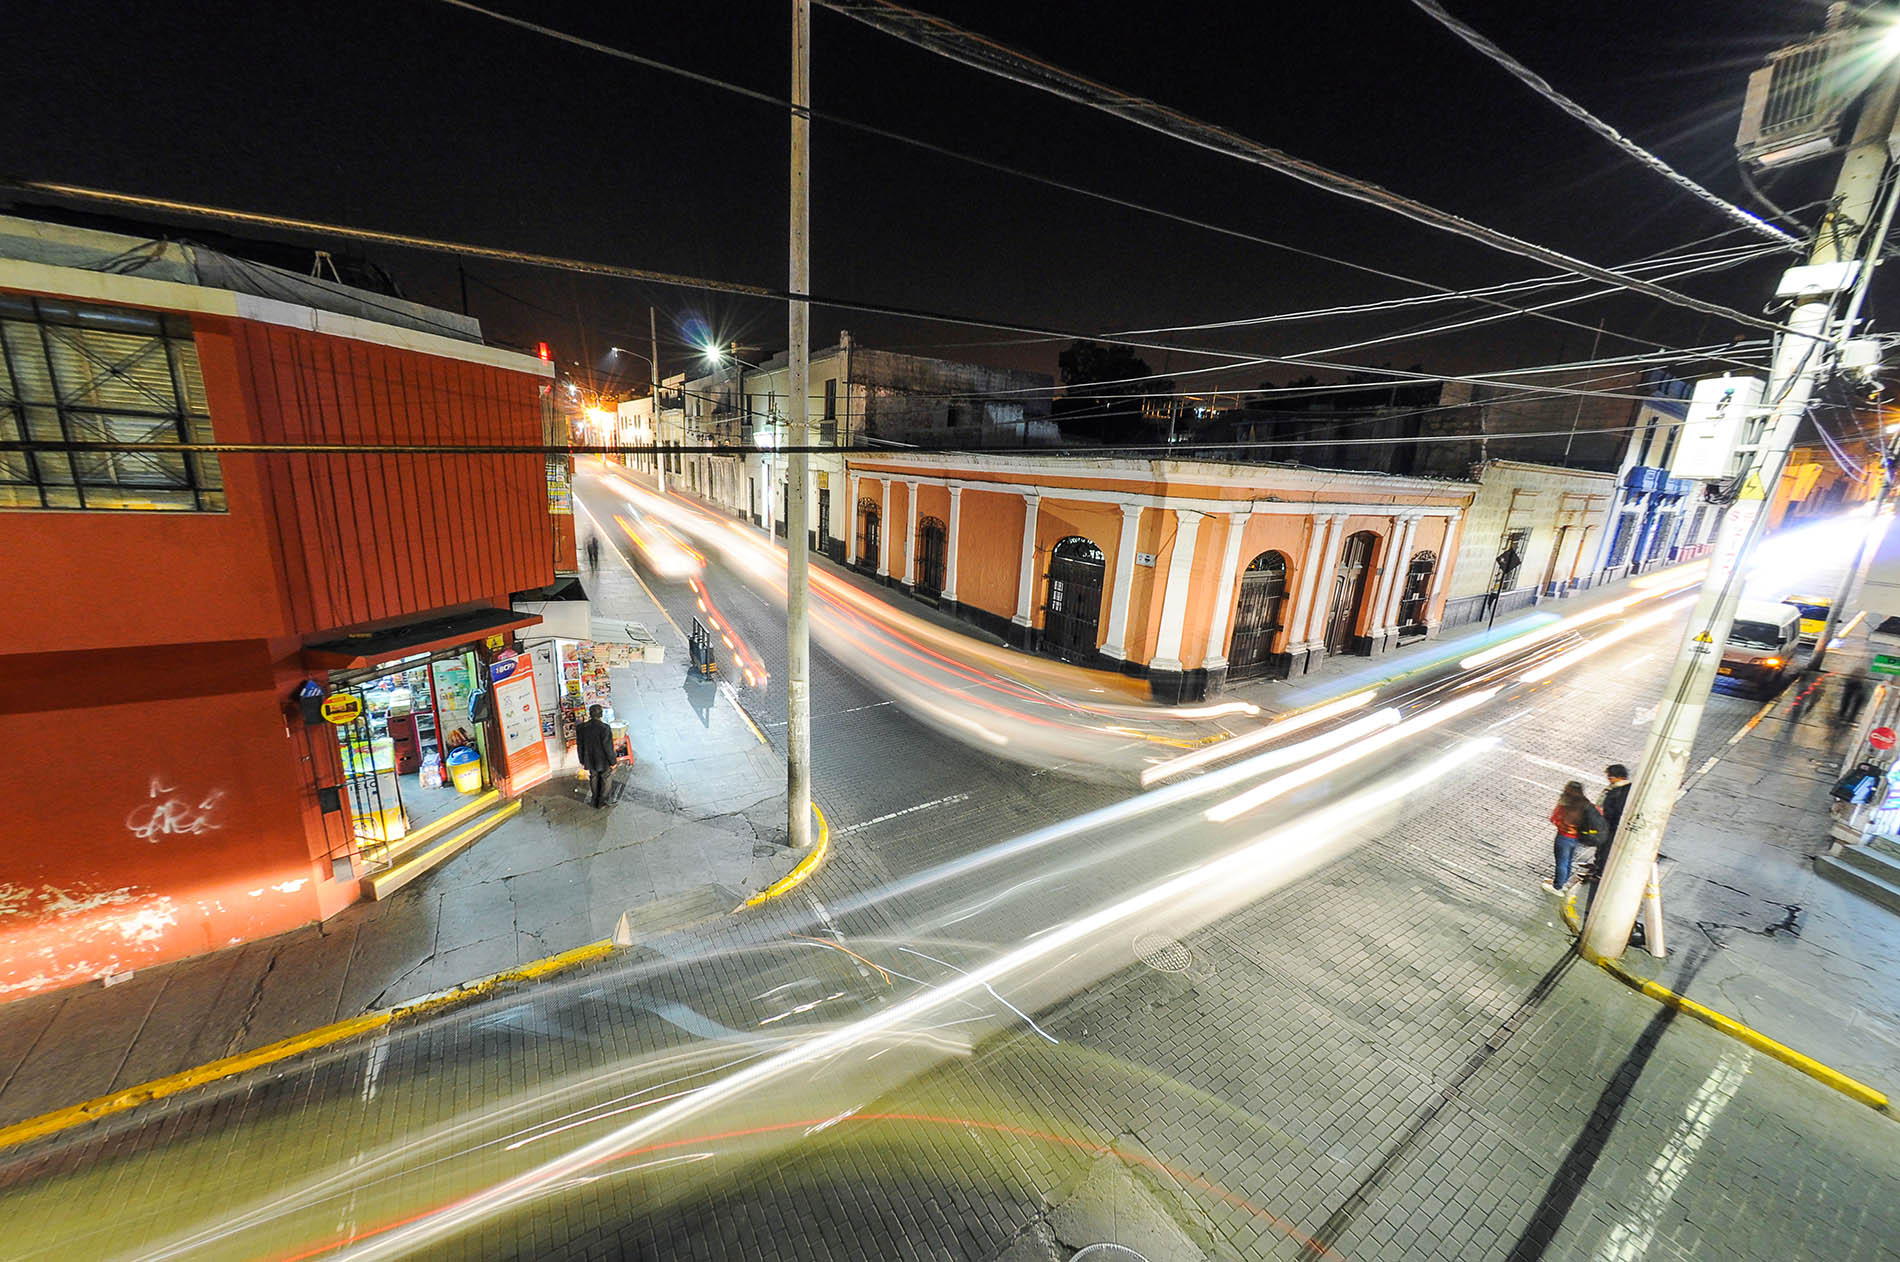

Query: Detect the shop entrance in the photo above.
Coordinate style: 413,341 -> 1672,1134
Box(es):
333,648 -> 494,848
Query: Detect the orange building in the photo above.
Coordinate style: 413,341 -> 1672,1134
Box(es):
842,453 -> 1476,699
0,215 -> 561,1001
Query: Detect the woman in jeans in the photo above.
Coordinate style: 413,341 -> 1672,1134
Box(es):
1543,780 -> 1590,894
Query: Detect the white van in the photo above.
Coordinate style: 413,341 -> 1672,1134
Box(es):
1718,600 -> 1801,695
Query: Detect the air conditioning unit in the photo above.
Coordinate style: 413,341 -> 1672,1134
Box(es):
1736,27 -> 1854,169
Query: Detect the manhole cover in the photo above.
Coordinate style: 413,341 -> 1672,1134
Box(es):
752,844 -> 779,858
1073,1246 -> 1150,1262
1132,932 -> 1191,973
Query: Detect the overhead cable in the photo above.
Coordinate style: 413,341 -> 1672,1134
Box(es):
1406,0 -> 1799,248
818,0 -> 1814,342
426,0 -> 1772,360
2,178 -> 1726,413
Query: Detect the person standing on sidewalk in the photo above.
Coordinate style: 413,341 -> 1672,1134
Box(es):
1598,764 -> 1630,862
586,535 -> 601,572
577,704 -> 616,808
1544,781 -> 1597,894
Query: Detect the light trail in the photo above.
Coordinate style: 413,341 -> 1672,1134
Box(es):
1204,688 -> 1499,822
1514,598 -> 1691,683
320,740 -> 1494,1261
1141,689 -> 1378,785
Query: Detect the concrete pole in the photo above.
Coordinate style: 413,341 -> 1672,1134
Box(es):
650,306 -> 665,492
1581,69 -> 1900,958
785,0 -> 813,850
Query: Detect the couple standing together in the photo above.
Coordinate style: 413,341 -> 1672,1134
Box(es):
1544,764 -> 1631,895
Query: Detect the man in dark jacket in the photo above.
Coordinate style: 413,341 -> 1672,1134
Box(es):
577,704 -> 616,808
1599,763 -> 1631,865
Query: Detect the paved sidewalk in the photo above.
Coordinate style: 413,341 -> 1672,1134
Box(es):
1641,621 -> 1900,1090
0,547 -> 798,1130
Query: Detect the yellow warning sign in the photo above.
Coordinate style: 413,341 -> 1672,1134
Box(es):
1738,472 -> 1767,501
1692,631 -> 1713,643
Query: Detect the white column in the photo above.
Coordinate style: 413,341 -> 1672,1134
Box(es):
1099,502 -> 1145,661
1011,494 -> 1042,626
1423,511 -> 1456,628
903,480 -> 920,586
1200,511 -> 1252,669
1285,513 -> 1334,650
847,472 -> 862,565
1380,515 -> 1421,632
1301,514 -> 1351,648
877,479 -> 892,577
1150,509 -> 1205,672
1364,517 -> 1405,640
943,483 -> 963,602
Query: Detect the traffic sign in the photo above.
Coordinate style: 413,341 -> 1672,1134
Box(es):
320,693 -> 364,726
1871,726 -> 1896,752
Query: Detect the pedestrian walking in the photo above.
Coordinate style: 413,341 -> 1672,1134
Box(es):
585,535 -> 601,572
1543,780 -> 1603,894
577,703 -> 616,808
1838,672 -> 1871,726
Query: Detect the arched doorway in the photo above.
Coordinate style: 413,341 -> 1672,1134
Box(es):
1397,550 -> 1436,634
1323,531 -> 1377,655
857,499 -> 880,571
1042,535 -> 1105,663
1227,550 -> 1289,680
916,516 -> 947,596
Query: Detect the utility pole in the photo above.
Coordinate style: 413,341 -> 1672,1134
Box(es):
650,305 -> 666,493
1582,64 -> 1900,961
785,0 -> 814,850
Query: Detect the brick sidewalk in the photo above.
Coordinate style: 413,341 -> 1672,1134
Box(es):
0,538 -> 798,1130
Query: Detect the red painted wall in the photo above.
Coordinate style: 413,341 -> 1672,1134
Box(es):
0,296 -> 557,1001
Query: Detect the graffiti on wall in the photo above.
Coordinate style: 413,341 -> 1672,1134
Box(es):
125,778 -> 226,843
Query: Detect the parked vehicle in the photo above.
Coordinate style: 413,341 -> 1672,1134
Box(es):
1719,600 -> 1802,695
1781,594 -> 1832,645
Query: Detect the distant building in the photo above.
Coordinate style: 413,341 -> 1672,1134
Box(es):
0,214 -> 561,1001
616,330 -> 1058,562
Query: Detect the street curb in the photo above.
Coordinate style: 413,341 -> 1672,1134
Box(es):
0,939 -> 618,1155
1558,895 -> 1890,1115
743,804 -> 830,907
0,800 -> 832,1154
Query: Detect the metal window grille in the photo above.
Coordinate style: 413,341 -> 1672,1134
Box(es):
0,294 -> 223,511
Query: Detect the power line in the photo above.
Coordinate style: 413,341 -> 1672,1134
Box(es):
819,0 -> 1813,343
8,177 -> 1728,415
1405,0 -> 1798,248
427,0 -> 1782,364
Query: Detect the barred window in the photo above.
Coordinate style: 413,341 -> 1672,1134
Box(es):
0,295 -> 223,511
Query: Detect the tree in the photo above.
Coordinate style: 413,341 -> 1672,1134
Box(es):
1059,341 -> 1172,397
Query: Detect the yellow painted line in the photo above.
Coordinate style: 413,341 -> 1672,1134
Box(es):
0,936 -> 618,1154
366,800 -> 521,900
364,789 -> 501,868
742,803 -> 830,907
729,695 -> 771,747
1558,891 -> 1889,1113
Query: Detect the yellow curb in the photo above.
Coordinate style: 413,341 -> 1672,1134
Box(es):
1558,893 -> 1889,1113
742,803 -> 830,907
0,937 -> 618,1154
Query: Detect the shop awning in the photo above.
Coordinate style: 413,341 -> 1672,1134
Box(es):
302,607 -> 543,672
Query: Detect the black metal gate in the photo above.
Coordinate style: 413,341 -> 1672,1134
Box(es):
1227,551 -> 1288,680
1042,536 -> 1105,663
917,517 -> 947,596
858,499 -> 880,570
1397,550 -> 1436,633
817,488 -> 830,552
1324,532 -> 1375,655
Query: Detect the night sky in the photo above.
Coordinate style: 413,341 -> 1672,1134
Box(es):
1,0 -> 1851,395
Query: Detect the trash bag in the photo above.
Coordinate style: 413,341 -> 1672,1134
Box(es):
418,751 -> 443,790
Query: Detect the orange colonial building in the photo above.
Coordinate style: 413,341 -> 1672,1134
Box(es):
842,453 -> 1476,699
